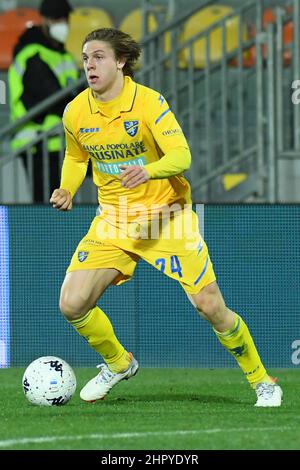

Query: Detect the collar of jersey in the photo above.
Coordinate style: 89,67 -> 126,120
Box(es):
88,76 -> 137,116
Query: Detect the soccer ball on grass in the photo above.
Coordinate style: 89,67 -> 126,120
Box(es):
22,356 -> 76,406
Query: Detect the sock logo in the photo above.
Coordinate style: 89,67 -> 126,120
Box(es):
229,344 -> 246,357
245,365 -> 260,376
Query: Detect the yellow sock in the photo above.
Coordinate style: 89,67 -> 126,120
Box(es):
214,313 -> 271,388
69,306 -> 131,373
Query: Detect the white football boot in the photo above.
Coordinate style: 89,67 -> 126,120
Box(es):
254,382 -> 283,407
80,354 -> 139,402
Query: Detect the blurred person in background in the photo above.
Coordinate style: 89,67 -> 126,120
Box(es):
8,0 -> 79,202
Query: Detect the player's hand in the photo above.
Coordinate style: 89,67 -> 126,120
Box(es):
50,188 -> 73,211
119,165 -> 150,188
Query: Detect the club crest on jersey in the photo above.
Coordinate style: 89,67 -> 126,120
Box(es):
78,251 -> 89,262
124,120 -> 139,137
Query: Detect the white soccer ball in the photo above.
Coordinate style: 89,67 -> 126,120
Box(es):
22,356 -> 76,406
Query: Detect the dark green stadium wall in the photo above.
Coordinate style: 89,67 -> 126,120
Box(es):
7,204 -> 300,368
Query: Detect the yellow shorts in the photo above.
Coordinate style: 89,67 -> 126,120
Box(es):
67,209 -> 216,294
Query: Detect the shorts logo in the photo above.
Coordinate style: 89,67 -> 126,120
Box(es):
124,120 -> 139,137
78,251 -> 89,262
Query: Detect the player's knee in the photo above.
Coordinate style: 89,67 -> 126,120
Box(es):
192,284 -> 225,323
195,293 -> 221,319
59,293 -> 90,320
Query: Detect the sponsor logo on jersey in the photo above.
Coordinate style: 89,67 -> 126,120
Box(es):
80,127 -> 100,133
162,128 -> 183,137
158,94 -> 165,106
96,156 -> 146,175
124,120 -> 139,137
83,141 -> 147,161
78,251 -> 89,262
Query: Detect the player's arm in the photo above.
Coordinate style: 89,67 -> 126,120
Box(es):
50,106 -> 89,211
120,92 -> 191,188
144,93 -> 191,178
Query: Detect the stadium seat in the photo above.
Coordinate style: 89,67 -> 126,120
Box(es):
262,7 -> 293,45
222,173 -> 247,191
119,8 -> 158,43
65,7 -> 115,68
242,7 -> 293,68
262,8 -> 293,66
119,8 -> 158,70
179,5 -> 247,69
0,8 -> 42,70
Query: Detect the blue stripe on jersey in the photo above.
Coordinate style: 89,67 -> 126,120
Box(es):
197,242 -> 203,255
155,108 -> 171,125
194,255 -> 209,286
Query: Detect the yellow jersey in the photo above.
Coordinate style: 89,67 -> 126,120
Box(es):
62,76 -> 192,222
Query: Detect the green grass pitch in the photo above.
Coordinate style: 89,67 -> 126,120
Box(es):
0,368 -> 299,450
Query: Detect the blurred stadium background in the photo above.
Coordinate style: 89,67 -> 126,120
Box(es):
2,0 -> 300,203
0,1 -> 299,370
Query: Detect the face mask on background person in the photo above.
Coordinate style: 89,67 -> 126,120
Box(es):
49,22 -> 69,43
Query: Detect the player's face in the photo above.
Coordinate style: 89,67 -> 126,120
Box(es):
82,40 -> 124,94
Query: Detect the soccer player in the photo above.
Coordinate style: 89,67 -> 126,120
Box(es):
50,28 -> 282,406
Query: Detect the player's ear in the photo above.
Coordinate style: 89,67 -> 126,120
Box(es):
116,57 -> 126,70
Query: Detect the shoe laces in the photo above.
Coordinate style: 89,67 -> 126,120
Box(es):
256,382 -> 275,399
95,363 -> 115,384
